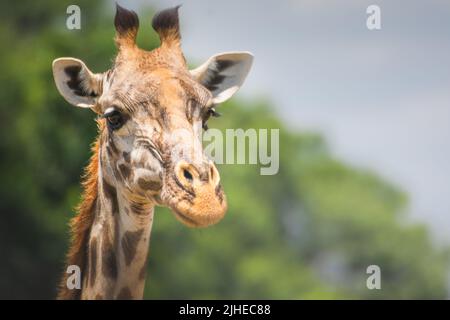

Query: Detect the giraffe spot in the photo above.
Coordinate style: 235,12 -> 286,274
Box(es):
108,136 -> 119,155
121,229 -> 144,266
215,184 -> 224,203
103,179 -> 119,215
139,263 -> 148,281
199,171 -> 209,182
130,202 -> 147,215
123,152 -> 130,163
158,107 -> 169,128
138,177 -> 161,191
106,146 -> 113,157
89,238 -> 98,288
102,237 -> 118,279
106,69 -> 113,82
116,287 -> 132,300
119,164 -> 131,180
181,194 -> 195,205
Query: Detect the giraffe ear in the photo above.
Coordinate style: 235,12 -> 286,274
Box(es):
52,57 -> 103,108
190,52 -> 253,104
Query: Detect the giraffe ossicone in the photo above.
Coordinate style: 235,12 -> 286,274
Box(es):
52,4 -> 253,300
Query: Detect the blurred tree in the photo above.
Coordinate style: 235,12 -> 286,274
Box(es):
0,0 -> 111,299
0,0 -> 447,299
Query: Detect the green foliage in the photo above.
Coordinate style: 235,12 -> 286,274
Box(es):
0,0 -> 447,299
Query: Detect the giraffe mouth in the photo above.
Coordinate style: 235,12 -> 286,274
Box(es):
160,165 -> 227,228
171,208 -> 200,227
166,188 -> 227,228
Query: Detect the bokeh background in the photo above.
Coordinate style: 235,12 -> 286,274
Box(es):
1,0 -> 449,299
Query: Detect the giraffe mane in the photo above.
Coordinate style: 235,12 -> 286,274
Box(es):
57,120 -> 103,299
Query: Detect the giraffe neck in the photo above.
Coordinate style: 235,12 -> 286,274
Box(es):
81,191 -> 154,299
80,145 -> 155,300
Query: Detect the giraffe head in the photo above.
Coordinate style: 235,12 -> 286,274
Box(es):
52,5 -> 253,227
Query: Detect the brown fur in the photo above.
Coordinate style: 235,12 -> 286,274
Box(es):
57,121 -> 103,299
116,287 -> 133,300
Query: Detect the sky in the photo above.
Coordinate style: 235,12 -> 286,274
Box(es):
125,0 -> 450,243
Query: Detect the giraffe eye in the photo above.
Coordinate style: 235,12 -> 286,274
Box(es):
104,110 -> 124,130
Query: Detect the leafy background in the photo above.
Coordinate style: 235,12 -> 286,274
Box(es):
0,0 -> 447,299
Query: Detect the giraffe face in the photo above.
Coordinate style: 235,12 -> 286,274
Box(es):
97,63 -> 227,227
52,5 -> 253,227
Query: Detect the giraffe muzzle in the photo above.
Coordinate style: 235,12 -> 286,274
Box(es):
163,160 -> 227,227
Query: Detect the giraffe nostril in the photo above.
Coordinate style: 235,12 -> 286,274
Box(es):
183,169 -> 193,182
210,166 -> 214,180
209,164 -> 221,187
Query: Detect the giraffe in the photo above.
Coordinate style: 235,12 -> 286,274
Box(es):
52,5 -> 253,300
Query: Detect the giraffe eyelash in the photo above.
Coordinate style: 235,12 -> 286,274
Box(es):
202,107 -> 221,130
101,107 -> 118,118
208,107 -> 221,118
